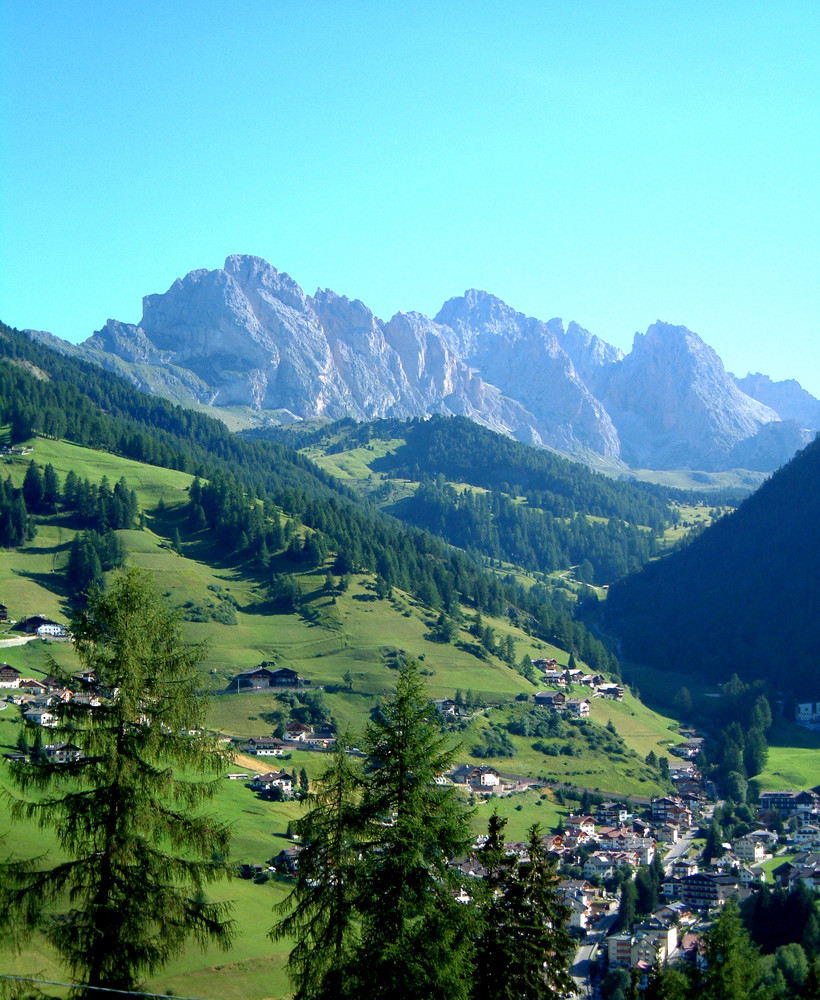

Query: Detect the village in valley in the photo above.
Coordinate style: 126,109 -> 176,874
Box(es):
4,613 -> 820,996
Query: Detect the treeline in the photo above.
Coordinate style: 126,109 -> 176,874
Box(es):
0,323 -> 618,675
696,674 -> 773,804
0,475 -> 34,547
22,459 -> 139,599
606,432 -> 820,696
316,415 -> 672,526
265,415 -> 671,583
2,461 -> 138,552
399,475 -> 659,583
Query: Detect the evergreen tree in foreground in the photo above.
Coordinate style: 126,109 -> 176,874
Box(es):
0,568 -> 234,997
272,735 -> 363,999
700,898 -> 762,1000
273,661 -> 476,1000
474,812 -> 574,1000
354,661 -> 476,1000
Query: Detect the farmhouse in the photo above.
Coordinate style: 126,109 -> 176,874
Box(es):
15,615 -> 62,635
0,664 -> 21,688
564,814 -> 596,839
251,771 -> 295,795
450,764 -> 502,790
42,742 -> 83,763
796,701 -> 820,727
596,683 -> 624,700
540,669 -> 567,686
21,707 -> 57,727
230,665 -> 305,691
596,801 -> 631,826
37,622 -> 69,639
241,738 -> 286,757
534,691 -> 566,709
18,678 -> 48,695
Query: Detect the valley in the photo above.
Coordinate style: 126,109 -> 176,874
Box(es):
2,320 -> 820,1000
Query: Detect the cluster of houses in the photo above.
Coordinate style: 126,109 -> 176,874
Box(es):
235,720 -> 337,759
2,665 -> 93,767
533,657 -> 624,706
231,707 -> 820,992
1,665 -> 98,730
605,908 -> 708,985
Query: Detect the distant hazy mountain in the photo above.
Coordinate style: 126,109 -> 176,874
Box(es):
733,372 -> 820,430
29,254 -> 820,472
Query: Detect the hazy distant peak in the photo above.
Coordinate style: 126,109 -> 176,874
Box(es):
734,370 -> 820,430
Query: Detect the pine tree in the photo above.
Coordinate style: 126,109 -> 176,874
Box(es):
644,957 -> 692,1000
353,661 -> 475,1000
0,569 -> 234,997
30,725 -> 43,763
22,460 -> 44,513
272,736 -> 363,1000
615,878 -> 638,932
701,898 -> 760,1000
66,531 -> 103,601
42,462 -> 60,513
474,814 -> 574,1000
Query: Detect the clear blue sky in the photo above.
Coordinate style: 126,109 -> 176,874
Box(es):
2,2 -> 819,393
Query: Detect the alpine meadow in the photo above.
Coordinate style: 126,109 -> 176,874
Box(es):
1,284 -> 820,1000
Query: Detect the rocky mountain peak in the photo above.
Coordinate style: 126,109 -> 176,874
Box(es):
224,254 -> 309,313
42,254 -> 818,473
734,371 -> 820,430
602,321 -> 781,468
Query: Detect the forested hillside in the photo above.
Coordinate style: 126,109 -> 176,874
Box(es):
0,322 -> 618,675
606,433 -> 820,697
264,416 -> 675,584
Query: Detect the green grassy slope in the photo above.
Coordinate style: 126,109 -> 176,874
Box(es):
0,435 -> 697,999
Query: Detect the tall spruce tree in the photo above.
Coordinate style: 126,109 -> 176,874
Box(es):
701,898 -> 761,1000
272,736 -> 363,1000
273,662 -> 475,1000
0,569 -> 234,997
474,813 -> 574,1000
353,660 -> 475,1000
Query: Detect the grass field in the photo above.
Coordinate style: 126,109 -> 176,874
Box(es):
0,433 -> 805,999
756,719 -> 820,790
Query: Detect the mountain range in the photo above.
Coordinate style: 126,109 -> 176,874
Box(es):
30,254 -> 820,472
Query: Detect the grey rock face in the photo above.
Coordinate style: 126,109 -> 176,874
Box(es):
435,291 -> 621,457
729,419 -> 814,471
54,255 -> 810,472
560,320 -> 624,396
734,372 -> 820,430
601,322 -> 780,470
